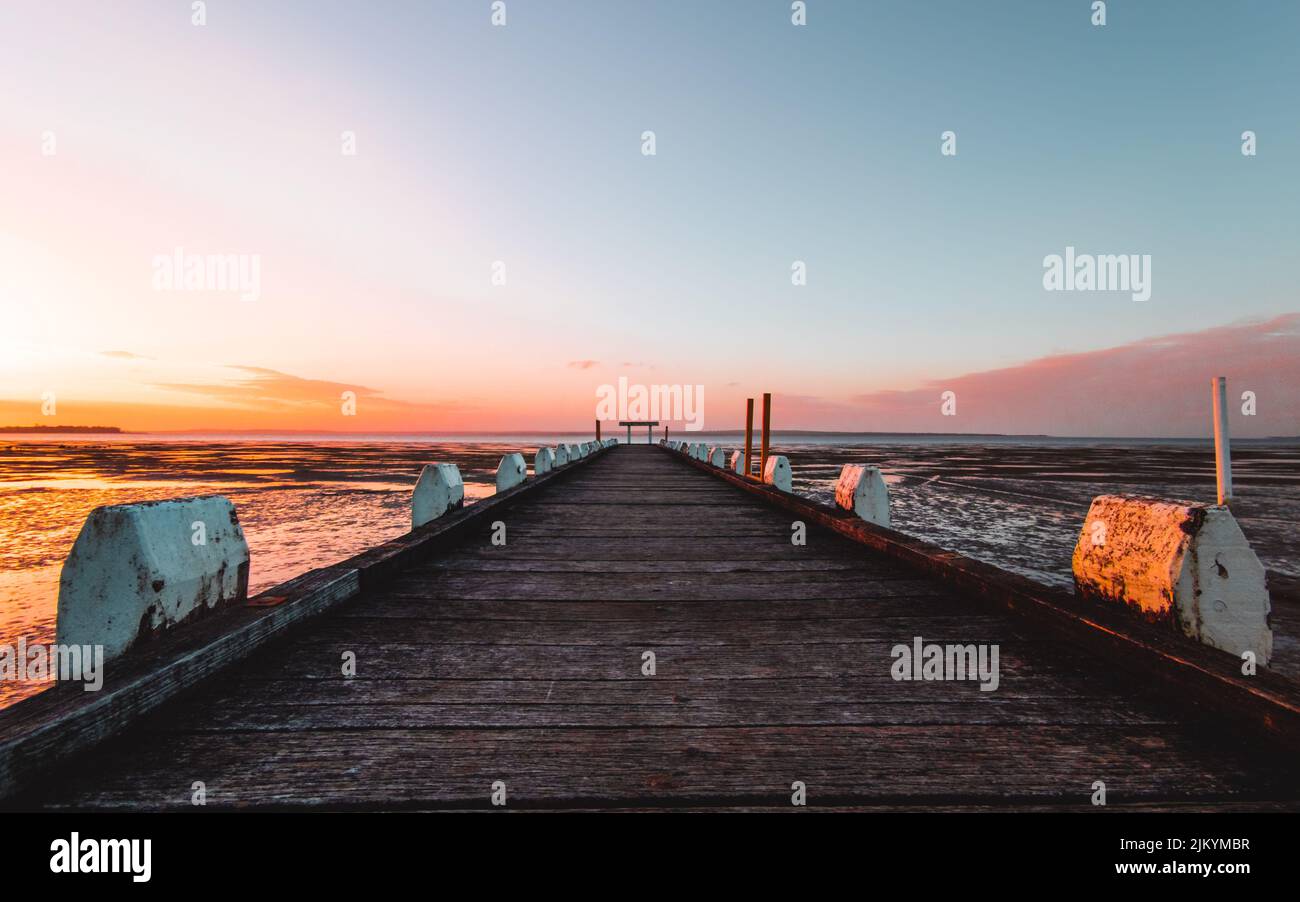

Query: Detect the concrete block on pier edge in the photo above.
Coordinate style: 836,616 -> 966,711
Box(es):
692,443 -> 706,460
564,442 -> 581,461
1072,495 -> 1272,663
535,447 -> 555,476
707,446 -> 725,467
56,496 -> 250,662
762,455 -> 792,492
835,464 -> 890,528
554,444 -> 570,466
496,453 -> 527,492
729,451 -> 746,474
413,463 -> 464,528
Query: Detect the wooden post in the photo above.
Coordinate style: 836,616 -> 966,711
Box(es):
1213,376 -> 1232,506
626,423 -> 632,444
743,398 -> 754,478
664,426 -> 668,443
596,420 -> 601,442
646,424 -> 652,444
759,393 -> 771,480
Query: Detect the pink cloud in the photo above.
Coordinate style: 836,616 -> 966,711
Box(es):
833,314 -> 1300,437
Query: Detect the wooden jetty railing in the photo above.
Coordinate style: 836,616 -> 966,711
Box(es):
1,430 -> 1297,810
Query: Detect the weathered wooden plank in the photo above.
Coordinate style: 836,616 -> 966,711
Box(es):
379,573 -> 940,602
230,639 -> 1166,684
187,674 -> 1136,707
292,615 -> 1035,646
151,698 -> 1177,731
33,725 -> 1290,811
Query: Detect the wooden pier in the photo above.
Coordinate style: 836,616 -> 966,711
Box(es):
3,444 -> 1299,811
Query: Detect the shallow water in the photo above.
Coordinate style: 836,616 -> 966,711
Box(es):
1,435 -> 1296,707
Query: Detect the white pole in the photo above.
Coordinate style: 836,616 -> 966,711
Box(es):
1212,376 -> 1232,506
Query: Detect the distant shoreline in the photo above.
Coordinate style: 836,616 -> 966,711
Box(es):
2,427 -> 1298,443
0,425 -> 127,434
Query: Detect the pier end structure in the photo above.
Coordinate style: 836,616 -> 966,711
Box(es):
835,464 -> 891,528
496,453 -> 527,492
1072,495 -> 1272,663
412,463 -> 464,528
56,496 -> 250,662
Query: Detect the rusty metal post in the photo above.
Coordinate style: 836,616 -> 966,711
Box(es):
743,398 -> 754,477
1213,376 -> 1232,506
759,393 -> 771,479
596,420 -> 601,442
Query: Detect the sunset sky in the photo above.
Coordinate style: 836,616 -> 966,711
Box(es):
1,1 -> 1297,436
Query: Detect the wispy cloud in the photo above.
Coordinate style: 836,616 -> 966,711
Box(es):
567,360 -> 599,370
101,350 -> 151,360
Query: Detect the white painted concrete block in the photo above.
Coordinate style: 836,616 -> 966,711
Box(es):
707,446 -> 725,467
535,447 -> 555,476
555,444 -> 570,466
1072,495 -> 1272,663
564,442 -> 581,461
729,451 -> 746,474
496,453 -> 527,491
835,464 -> 891,528
56,496 -> 250,661
412,463 -> 465,528
762,455 -> 792,492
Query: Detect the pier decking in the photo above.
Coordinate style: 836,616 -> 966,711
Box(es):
8,446 -> 1300,810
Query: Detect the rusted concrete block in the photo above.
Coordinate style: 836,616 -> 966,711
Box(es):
1072,495 -> 1272,663
496,453 -> 527,491
535,447 -> 555,475
763,455 -> 793,492
56,496 -> 250,661
835,464 -> 890,527
412,463 -> 464,527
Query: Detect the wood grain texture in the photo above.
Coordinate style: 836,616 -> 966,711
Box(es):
10,445 -> 1300,811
